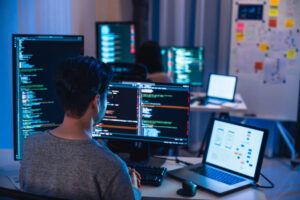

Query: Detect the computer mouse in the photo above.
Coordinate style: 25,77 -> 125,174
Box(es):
176,180 -> 197,197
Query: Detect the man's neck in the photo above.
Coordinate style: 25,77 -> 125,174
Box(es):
50,114 -> 92,140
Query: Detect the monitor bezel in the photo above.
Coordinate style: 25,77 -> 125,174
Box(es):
206,73 -> 238,102
202,119 -> 269,182
95,21 -> 136,62
93,81 -> 191,146
12,34 -> 84,160
160,46 -> 205,86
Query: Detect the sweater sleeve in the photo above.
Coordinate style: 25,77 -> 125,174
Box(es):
102,164 -> 141,200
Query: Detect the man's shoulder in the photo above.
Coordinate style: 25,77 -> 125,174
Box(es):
23,132 -> 48,145
89,141 -> 126,170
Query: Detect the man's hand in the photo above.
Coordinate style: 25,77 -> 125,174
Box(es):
128,167 -> 141,188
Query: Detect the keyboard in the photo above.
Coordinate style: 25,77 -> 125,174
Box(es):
129,164 -> 167,186
190,166 -> 245,185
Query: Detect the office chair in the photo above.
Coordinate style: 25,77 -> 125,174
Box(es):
0,187 -> 65,200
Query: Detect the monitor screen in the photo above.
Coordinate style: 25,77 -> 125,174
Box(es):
93,82 -> 190,145
96,22 -> 136,63
161,47 -> 204,85
207,74 -> 237,101
205,120 -> 265,178
238,4 -> 263,20
13,34 -> 84,160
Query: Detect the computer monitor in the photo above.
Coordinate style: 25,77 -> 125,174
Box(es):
13,34 -> 84,160
96,22 -> 136,63
93,82 -> 190,145
207,74 -> 238,102
161,47 -> 204,86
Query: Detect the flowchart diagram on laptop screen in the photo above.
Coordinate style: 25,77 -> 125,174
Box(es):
206,121 -> 264,177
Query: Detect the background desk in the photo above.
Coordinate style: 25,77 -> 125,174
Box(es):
189,93 -> 248,156
190,92 -> 247,114
141,156 -> 266,200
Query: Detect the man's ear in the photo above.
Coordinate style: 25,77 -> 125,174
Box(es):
92,94 -> 101,112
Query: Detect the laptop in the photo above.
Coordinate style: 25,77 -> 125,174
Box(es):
168,119 -> 268,195
197,74 -> 238,105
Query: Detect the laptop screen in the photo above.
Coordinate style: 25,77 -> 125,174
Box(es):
207,74 -> 237,101
205,120 -> 264,178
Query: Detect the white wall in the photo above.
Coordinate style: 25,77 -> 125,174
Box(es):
0,0 -> 133,149
70,0 -> 133,56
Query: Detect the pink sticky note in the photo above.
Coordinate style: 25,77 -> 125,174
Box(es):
236,22 -> 245,32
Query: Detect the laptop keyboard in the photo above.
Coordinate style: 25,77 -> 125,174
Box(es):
190,166 -> 245,185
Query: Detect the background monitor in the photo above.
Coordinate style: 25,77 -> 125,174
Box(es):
13,34 -> 84,160
161,46 -> 204,86
96,22 -> 136,63
207,74 -> 237,101
238,4 -> 263,20
93,82 -> 190,145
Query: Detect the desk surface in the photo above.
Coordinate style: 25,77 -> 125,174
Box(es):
0,150 -> 265,200
141,156 -> 266,200
190,92 -> 247,113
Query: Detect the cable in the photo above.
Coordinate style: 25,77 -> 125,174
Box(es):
255,173 -> 274,189
175,157 -> 193,166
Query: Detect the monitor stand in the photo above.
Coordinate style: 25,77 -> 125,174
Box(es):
129,142 -> 150,163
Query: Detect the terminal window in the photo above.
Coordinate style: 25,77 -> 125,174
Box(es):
96,22 -> 136,63
161,47 -> 204,86
94,82 -> 190,145
13,35 -> 84,160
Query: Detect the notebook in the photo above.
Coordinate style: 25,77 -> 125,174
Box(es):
168,119 -> 268,195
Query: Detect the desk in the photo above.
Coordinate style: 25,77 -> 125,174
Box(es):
0,150 -> 265,199
189,92 -> 248,156
190,92 -> 247,113
141,156 -> 265,200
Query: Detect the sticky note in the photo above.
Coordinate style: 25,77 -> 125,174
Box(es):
260,43 -> 269,52
254,62 -> 264,73
287,50 -> 296,59
270,0 -> 280,6
285,19 -> 294,28
236,32 -> 244,41
269,8 -> 278,17
236,22 -> 245,32
269,19 -> 277,28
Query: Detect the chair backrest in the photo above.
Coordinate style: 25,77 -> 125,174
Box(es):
0,187 -> 65,200
107,63 -> 148,82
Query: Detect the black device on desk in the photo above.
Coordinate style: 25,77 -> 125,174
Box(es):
177,180 -> 197,197
168,119 -> 268,195
93,81 -> 191,186
194,74 -> 238,105
129,164 -> 167,186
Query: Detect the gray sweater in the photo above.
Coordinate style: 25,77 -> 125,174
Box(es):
20,131 -> 141,200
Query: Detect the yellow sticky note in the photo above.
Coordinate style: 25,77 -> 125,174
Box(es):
285,19 -> 294,28
260,43 -> 269,52
270,0 -> 280,6
287,50 -> 296,59
269,8 -> 278,17
236,32 -> 244,41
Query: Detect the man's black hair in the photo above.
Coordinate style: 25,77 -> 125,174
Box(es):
136,41 -> 163,73
55,56 -> 113,118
